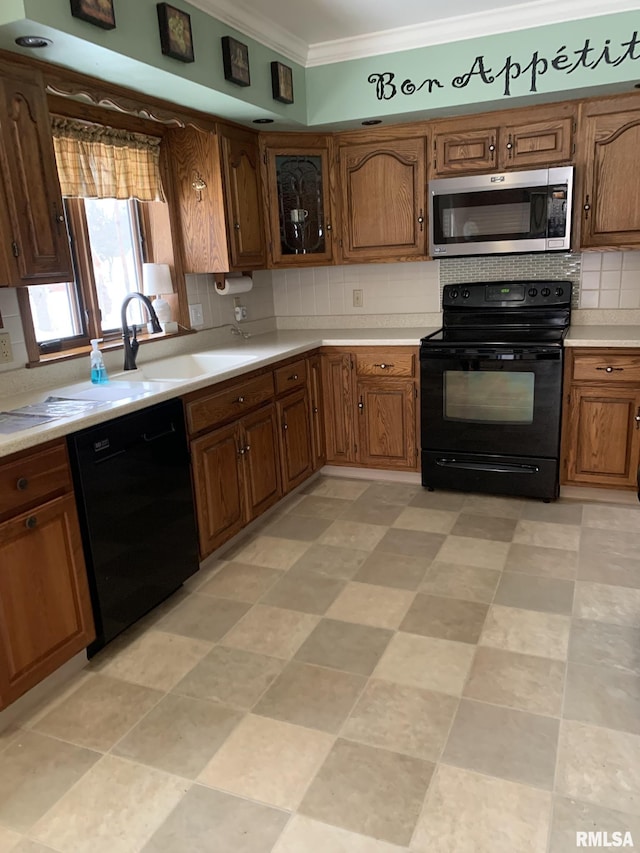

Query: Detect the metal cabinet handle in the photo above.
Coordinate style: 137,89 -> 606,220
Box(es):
25,515 -> 37,530
584,195 -> 591,219
288,374 -> 299,381
506,134 -> 513,156
16,477 -> 28,491
374,362 -> 394,369
635,408 -> 640,429
313,406 -> 318,414
358,397 -> 364,411
596,366 -> 623,373
238,446 -> 246,456
283,422 -> 288,431
234,222 -> 240,230
234,396 -> 245,403
417,209 -> 424,231
326,223 -> 332,232
488,137 -> 496,156
245,444 -> 251,452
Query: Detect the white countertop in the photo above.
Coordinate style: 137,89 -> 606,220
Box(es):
0,328 -> 430,459
565,325 -> 640,348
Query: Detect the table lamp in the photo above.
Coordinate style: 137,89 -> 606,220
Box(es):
142,262 -> 174,331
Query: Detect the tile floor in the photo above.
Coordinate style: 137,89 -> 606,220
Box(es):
2,476 -> 640,853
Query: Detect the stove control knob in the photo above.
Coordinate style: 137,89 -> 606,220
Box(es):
528,287 -> 538,297
450,290 -> 459,299
541,287 -> 551,297
555,287 -> 564,297
462,289 -> 471,299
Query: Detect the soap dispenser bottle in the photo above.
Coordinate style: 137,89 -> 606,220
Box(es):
90,339 -> 108,384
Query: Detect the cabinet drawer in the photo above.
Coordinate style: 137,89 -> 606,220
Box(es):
0,442 -> 71,519
274,359 -> 307,395
355,350 -> 416,378
187,373 -> 274,435
572,353 -> 640,383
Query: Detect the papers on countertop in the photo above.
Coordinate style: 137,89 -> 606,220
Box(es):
0,397 -> 104,434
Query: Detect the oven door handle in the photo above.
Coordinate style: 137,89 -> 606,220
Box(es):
435,457 -> 540,474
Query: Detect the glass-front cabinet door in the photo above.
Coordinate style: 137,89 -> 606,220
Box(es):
262,137 -> 335,266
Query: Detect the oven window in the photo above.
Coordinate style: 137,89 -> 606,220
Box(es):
444,371 -> 535,423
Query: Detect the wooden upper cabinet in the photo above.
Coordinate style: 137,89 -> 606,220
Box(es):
338,135 -> 427,261
219,127 -> 266,270
432,105 -> 575,177
578,100 -> 640,249
0,61 -> 72,286
261,135 -> 336,266
163,126 -> 229,273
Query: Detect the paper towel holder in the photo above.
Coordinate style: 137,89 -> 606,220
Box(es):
214,272 -> 253,293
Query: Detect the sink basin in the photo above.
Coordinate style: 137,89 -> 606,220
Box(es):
114,352 -> 258,382
51,380 -> 165,403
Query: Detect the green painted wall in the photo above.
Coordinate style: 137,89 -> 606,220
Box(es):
306,11 -> 640,126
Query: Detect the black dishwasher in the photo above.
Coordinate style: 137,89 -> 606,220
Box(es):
67,398 -> 199,656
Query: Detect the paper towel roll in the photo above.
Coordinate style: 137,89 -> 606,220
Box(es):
215,275 -> 253,295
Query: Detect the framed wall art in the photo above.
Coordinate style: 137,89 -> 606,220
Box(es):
70,0 -> 116,30
221,36 -> 250,87
157,3 -> 194,62
271,61 -> 294,104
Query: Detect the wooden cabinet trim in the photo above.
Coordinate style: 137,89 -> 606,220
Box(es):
0,440 -> 71,521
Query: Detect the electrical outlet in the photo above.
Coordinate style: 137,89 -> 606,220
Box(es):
234,305 -> 247,322
0,331 -> 13,364
189,303 -> 204,326
353,289 -> 364,308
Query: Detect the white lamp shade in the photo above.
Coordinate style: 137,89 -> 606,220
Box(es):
142,263 -> 173,298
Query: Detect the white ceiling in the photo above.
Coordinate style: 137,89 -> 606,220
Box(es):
191,0 -> 640,65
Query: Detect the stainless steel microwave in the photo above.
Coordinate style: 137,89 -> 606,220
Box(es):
429,166 -> 573,257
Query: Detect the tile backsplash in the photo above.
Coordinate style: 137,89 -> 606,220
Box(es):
579,251 -> 640,309
0,287 -> 28,373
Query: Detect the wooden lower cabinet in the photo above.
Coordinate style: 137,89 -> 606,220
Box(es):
0,493 -> 94,710
191,404 -> 281,558
277,388 -> 313,493
562,348 -> 640,489
356,378 -> 417,470
321,351 -> 356,464
307,354 -> 326,471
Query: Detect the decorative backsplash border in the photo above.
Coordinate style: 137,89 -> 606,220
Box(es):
439,253 -> 582,308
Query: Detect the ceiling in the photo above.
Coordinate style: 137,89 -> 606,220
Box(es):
191,0 -> 640,65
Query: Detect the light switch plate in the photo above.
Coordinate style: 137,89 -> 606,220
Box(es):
0,331 -> 13,364
353,289 -> 363,308
189,303 -> 204,326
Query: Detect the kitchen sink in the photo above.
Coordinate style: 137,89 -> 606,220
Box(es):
113,352 -> 258,382
50,380 -> 170,403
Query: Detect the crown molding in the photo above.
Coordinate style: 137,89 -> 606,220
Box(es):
188,0 -> 308,66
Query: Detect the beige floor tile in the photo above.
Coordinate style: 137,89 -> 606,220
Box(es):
556,720 -> 640,814
31,675 -> 163,752
564,662 -> 640,735
326,582 -> 415,629
494,573 -> 574,615
172,645 -> 285,708
435,536 -> 509,570
262,514 -> 333,541
254,662 -> 366,733
505,543 -> 578,580
364,482 -> 421,506
374,528 -> 446,560
222,604 -> 319,659
99,630 -> 212,691
355,551 -> 429,590
392,507 -> 458,534
549,797 -> 640,853
309,478 -> 371,500
142,784 -> 289,853
0,731 -> 100,833
294,618 -> 393,676
10,842 -> 57,853
412,764 -> 552,853
513,520 -> 580,551
480,605 -> 570,660
272,814 -> 408,853
290,543 -> 369,579
463,647 -> 566,716
420,562 -> 500,603
461,494 -> 525,518
400,594 -> 488,644
574,581 -> 640,626
373,632 -> 475,696
569,619 -> 640,675
300,738 -> 434,846
578,548 -> 640,589
450,513 -> 518,542
580,527 -> 640,562
233,535 -> 311,570
287,495 -> 351,519
582,504 -> 640,531
520,500 -> 584,526
0,825 -> 22,852
261,571 -> 346,615
32,755 -> 187,853
113,693 -> 242,779
342,679 -> 458,761
442,699 -> 559,790
156,594 -> 251,643
319,520 -> 388,551
199,714 -> 333,810
197,562 -> 284,602
182,558 -> 226,593
410,490 -> 467,511
342,496 -> 404,526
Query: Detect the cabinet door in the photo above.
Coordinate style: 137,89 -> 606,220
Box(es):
500,117 -> 573,168
0,63 -> 72,286
564,385 -> 640,488
356,378 -> 418,470
0,494 -> 94,710
580,109 -> 640,248
277,388 -> 313,493
339,137 -> 427,261
307,354 -> 326,471
220,129 -> 266,270
190,423 -> 244,558
321,352 -> 356,464
432,128 -> 499,176
241,405 -> 281,520
264,144 -> 335,266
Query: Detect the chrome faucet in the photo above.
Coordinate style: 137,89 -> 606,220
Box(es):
121,292 -> 162,370
230,323 -> 251,340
